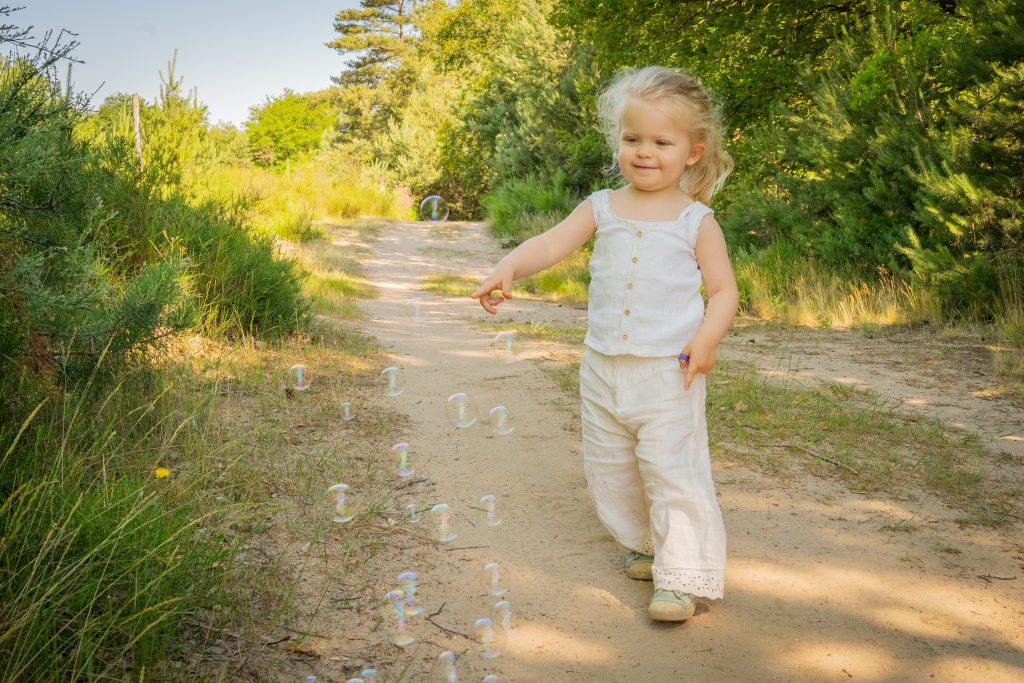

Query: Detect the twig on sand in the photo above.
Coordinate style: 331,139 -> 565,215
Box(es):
977,574 -> 1017,583
426,602 -> 470,639
396,477 -> 427,490
777,441 -> 859,475
443,545 -> 489,551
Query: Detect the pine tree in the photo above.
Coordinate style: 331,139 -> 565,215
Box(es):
327,0 -> 418,87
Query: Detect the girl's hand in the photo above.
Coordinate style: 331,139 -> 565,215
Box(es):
679,333 -> 717,390
470,269 -> 514,315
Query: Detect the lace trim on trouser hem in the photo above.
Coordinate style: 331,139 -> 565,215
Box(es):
652,567 -> 724,599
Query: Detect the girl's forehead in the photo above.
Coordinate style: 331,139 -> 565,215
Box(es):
621,97 -> 693,135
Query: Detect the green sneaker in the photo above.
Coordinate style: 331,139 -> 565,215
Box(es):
625,551 -> 654,580
648,590 -> 697,622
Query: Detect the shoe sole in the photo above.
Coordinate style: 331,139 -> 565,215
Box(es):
648,600 -> 696,622
626,563 -> 653,581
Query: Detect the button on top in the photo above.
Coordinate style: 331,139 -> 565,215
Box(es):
622,334 -> 628,340
627,282 -> 633,289
624,309 -> 631,316
631,256 -> 638,263
636,230 -> 643,237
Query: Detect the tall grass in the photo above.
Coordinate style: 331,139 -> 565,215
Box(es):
0,358 -> 246,681
196,156 -> 410,243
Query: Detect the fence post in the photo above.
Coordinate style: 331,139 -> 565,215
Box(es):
132,92 -> 143,171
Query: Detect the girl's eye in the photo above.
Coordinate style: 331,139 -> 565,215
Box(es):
657,140 -> 671,146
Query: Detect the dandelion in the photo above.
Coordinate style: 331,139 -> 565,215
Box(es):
154,467 -> 171,478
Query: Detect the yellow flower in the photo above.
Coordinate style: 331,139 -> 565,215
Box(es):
154,467 -> 171,479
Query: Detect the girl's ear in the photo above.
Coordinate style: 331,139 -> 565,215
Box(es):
687,143 -> 706,166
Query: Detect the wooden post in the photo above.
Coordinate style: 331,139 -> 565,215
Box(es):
131,93 -> 143,171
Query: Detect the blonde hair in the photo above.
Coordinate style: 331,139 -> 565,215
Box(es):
596,66 -> 734,205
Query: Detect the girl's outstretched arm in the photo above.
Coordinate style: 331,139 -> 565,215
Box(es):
680,213 -> 740,389
471,199 -> 597,314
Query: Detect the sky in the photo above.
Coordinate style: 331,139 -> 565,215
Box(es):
12,0 -> 361,126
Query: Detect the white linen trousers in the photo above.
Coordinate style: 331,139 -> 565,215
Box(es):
579,346 -> 726,599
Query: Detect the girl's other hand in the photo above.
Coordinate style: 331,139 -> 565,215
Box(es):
470,270 -> 513,315
679,333 -> 717,390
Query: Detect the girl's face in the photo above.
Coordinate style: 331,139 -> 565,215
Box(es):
617,97 -> 704,193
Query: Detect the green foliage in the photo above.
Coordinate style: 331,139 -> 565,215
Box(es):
482,171 -> 576,243
246,89 -> 338,167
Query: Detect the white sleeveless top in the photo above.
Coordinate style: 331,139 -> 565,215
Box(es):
584,188 -> 714,357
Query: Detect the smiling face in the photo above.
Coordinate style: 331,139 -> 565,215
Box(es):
617,97 -> 705,192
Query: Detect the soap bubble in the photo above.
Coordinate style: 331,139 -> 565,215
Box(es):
487,406 -> 514,436
474,617 -> 507,659
482,677 -> 498,683
361,670 -> 378,683
431,503 -> 457,543
478,561 -> 510,597
431,650 -> 473,682
380,588 -> 424,647
397,571 -> 423,619
381,367 -> 403,397
406,503 -> 420,524
492,332 -> 521,364
392,442 -> 414,478
446,392 -> 478,429
290,364 -> 311,391
341,401 -> 354,422
344,679 -> 364,683
492,599 -> 515,638
305,677 -> 317,682
406,297 -> 430,323
419,195 -> 450,222
327,483 -> 354,523
479,495 -> 502,528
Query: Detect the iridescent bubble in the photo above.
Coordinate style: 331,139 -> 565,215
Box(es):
392,443 -> 414,478
361,670 -> 378,683
479,495 -> 502,528
492,599 -> 515,638
406,503 -> 420,524
328,483 -> 354,523
431,503 -> 457,543
406,297 -> 430,323
487,406 -> 514,436
397,571 -> 423,618
305,677 -> 317,682
431,650 -> 473,682
341,401 -> 354,422
381,588 -> 423,647
290,363 -> 311,391
381,367 -> 403,397
474,617 -> 507,659
419,195 -> 450,222
492,332 -> 521,364
478,561 -> 510,597
344,679 -> 363,683
482,677 -> 498,683
446,392 -> 478,429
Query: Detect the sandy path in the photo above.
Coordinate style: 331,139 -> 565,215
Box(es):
351,219 -> 1024,682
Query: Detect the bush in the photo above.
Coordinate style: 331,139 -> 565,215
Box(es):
482,171 -> 577,243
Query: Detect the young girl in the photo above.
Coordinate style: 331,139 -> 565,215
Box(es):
471,66 -> 738,622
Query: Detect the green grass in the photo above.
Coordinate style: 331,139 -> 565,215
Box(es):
421,273 -> 479,297
194,161 -> 410,243
473,319 -> 587,345
544,353 -> 1018,528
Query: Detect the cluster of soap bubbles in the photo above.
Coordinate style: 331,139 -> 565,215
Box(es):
302,244 -> 545,681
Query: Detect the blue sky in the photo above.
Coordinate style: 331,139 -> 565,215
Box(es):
13,1 -> 360,125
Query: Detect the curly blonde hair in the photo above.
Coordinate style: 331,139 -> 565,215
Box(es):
596,66 -> 734,205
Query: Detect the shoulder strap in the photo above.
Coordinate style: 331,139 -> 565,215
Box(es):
684,203 -> 715,252
587,188 -> 610,225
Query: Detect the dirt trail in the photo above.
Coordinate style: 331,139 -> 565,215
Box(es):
341,219 -> 1024,682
